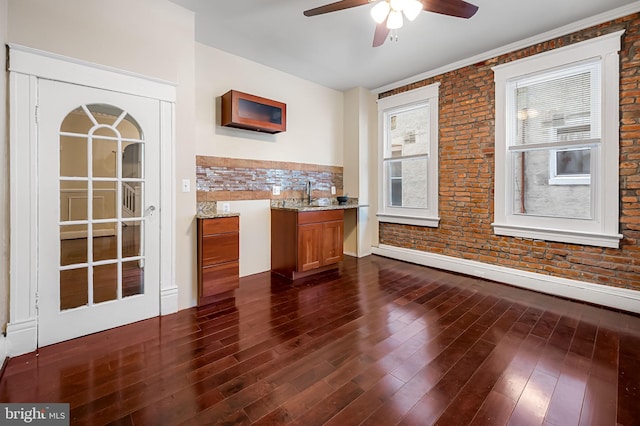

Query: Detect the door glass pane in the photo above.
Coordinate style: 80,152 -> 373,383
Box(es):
57,103 -> 146,313
60,224 -> 88,266
122,182 -> 142,218
92,137 -> 118,178
60,181 -> 88,222
122,221 -> 142,258
118,114 -> 143,140
93,233 -> 118,262
60,268 -> 88,310
93,181 -> 118,220
122,143 -> 143,179
122,260 -> 144,297
60,106 -> 94,135
60,136 -> 87,177
93,263 -> 118,303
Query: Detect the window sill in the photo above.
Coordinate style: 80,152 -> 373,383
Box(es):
377,213 -> 440,228
492,223 -> 622,248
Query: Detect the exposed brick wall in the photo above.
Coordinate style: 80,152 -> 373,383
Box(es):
379,13 -> 640,290
196,156 -> 343,201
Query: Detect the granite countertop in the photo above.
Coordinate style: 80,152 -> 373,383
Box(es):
196,201 -> 240,219
196,212 -> 240,219
270,198 -> 367,212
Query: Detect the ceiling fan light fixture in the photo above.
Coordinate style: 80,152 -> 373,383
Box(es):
389,0 -> 407,12
386,9 -> 403,29
403,0 -> 423,21
370,1 -> 391,23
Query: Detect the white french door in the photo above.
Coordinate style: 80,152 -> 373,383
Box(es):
37,79 -> 161,346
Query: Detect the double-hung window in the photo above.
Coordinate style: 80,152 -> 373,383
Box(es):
377,84 -> 440,227
492,31 -> 624,248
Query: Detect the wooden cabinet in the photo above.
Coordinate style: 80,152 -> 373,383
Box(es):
197,216 -> 239,304
221,90 -> 286,134
271,209 -> 344,280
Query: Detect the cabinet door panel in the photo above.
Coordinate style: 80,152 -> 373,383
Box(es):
202,216 -> 238,235
297,223 -> 323,272
201,261 -> 239,297
322,220 -> 344,265
202,233 -> 239,266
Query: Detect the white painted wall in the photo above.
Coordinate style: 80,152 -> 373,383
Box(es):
195,43 -> 344,276
6,0 -> 199,309
195,43 -> 344,166
343,87 -> 376,257
1,0 -> 9,359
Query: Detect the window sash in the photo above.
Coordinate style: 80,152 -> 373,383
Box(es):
377,83 -> 440,227
384,156 -> 428,209
384,102 -> 429,160
506,59 -> 601,150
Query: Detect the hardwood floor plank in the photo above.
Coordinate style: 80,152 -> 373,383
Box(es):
1,255 -> 639,425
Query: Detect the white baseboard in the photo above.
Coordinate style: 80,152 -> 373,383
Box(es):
373,244 -> 640,314
0,334 -> 7,364
160,287 -> 179,315
5,318 -> 37,356
344,250 -> 372,258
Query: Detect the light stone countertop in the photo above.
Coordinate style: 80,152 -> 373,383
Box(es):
196,212 -> 240,219
270,198 -> 367,212
196,201 -> 240,219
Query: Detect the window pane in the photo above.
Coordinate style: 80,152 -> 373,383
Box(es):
387,158 -> 427,209
513,62 -> 600,147
512,150 -> 591,219
387,104 -> 429,157
556,149 -> 590,175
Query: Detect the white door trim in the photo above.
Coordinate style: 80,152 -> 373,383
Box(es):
7,45 -> 177,356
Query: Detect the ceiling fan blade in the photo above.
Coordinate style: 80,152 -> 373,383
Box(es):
372,21 -> 390,47
421,0 -> 479,19
304,0 -> 370,17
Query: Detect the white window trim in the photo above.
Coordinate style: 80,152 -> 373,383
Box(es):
492,30 -> 624,248
377,83 -> 440,227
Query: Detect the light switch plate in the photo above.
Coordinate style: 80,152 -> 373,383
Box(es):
181,179 -> 190,193
331,186 -> 336,195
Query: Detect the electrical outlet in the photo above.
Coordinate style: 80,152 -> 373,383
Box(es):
221,202 -> 230,213
331,186 -> 336,195
272,185 -> 281,195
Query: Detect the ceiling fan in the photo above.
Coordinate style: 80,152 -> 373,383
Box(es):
304,0 -> 479,47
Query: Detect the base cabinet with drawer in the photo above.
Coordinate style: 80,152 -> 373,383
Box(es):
271,209 -> 344,280
197,216 -> 239,304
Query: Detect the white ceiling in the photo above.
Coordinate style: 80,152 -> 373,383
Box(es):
169,0 -> 639,92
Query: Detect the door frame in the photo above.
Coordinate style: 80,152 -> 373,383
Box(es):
7,44 -> 177,356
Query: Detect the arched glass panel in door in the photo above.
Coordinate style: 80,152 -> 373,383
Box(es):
59,104 -> 146,310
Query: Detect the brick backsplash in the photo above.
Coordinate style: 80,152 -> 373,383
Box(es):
196,156 -> 344,201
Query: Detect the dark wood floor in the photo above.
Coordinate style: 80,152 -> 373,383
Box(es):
2,255 -> 640,425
